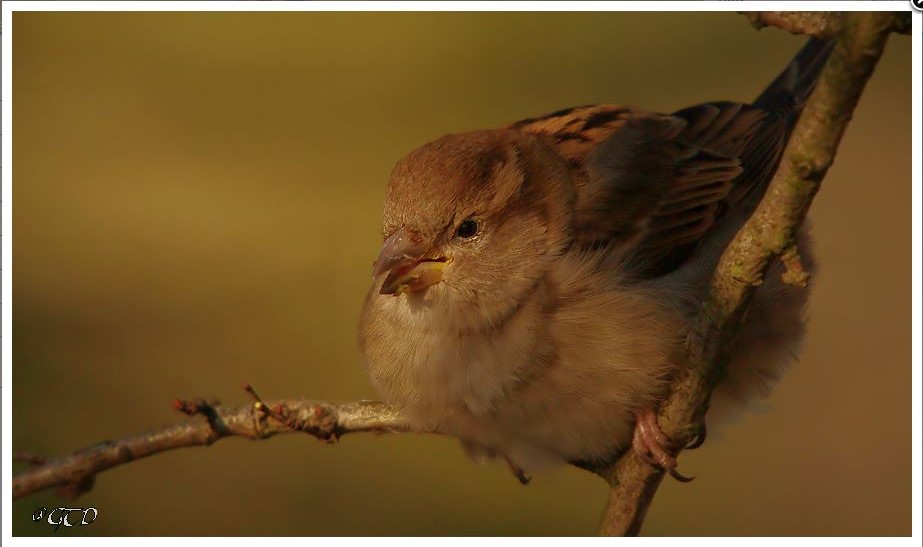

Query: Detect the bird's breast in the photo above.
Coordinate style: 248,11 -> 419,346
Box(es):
359,283 -> 552,426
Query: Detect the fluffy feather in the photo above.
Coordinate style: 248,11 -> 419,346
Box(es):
359,38 -> 833,471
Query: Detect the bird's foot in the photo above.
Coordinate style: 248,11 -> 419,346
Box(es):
504,457 -> 532,485
631,408 -> 695,483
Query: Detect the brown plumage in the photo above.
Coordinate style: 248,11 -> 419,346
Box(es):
359,39 -> 832,474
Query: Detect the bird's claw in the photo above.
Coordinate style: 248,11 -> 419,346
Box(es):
504,457 -> 532,485
631,408 -> 695,483
685,420 -> 707,450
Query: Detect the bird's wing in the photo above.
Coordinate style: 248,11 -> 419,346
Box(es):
512,103 -> 782,277
510,104 -> 633,164
509,38 -> 832,278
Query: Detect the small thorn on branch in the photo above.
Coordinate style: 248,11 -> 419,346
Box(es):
242,382 -> 282,420
241,382 -> 262,403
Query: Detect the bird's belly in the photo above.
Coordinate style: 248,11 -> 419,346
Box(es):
387,329 -> 657,470
361,274 -> 682,471
382,328 -> 539,423
441,365 -> 643,470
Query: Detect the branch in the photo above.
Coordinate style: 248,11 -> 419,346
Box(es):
13,395 -> 405,500
742,11 -> 910,38
742,11 -> 846,39
596,12 -> 902,536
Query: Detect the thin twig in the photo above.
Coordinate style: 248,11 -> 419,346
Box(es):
12,397 -> 405,500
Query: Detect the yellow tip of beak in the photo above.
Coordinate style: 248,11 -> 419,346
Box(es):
380,259 -> 447,295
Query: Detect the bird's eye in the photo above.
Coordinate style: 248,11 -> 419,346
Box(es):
455,218 -> 479,239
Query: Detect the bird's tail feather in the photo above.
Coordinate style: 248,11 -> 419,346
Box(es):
666,38 -> 834,284
727,38 -> 835,210
754,37 -> 836,120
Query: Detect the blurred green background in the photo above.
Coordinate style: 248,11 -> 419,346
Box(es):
11,11 -> 910,536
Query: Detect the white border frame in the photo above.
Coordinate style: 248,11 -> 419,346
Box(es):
0,2 -> 918,545
0,1 -> 914,12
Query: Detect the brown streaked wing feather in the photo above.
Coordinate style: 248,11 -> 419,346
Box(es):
672,102 -> 784,209
590,134 -> 744,275
510,105 -> 634,169
510,102 -> 781,278
600,102 -> 788,277
506,39 -> 829,278
512,106 -> 676,245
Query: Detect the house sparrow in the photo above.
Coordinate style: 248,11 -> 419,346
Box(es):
359,39 -> 832,480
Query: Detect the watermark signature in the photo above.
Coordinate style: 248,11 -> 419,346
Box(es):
32,507 -> 98,531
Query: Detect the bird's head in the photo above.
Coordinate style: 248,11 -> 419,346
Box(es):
371,129 -> 575,327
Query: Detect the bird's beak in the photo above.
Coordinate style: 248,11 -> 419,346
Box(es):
372,228 -> 448,295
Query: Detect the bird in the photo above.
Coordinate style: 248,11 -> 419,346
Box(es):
358,38 -> 832,481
